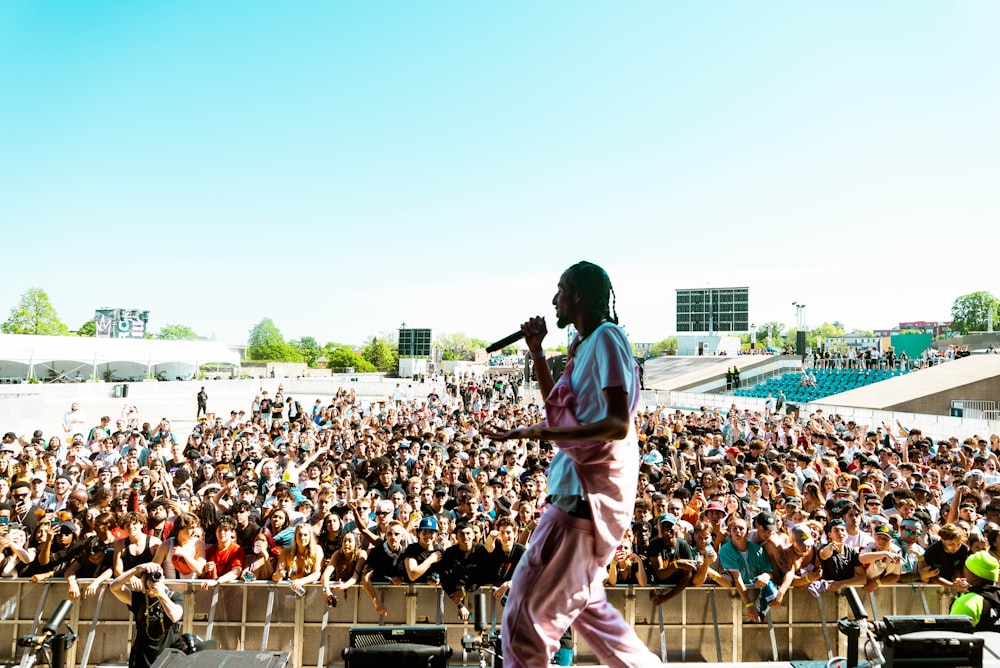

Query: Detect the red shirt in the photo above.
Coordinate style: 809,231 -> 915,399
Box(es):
207,541 -> 245,577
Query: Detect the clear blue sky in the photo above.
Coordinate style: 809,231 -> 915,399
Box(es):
2,2 -> 998,348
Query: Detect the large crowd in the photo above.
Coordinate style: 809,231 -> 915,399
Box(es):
1,371 -> 998,625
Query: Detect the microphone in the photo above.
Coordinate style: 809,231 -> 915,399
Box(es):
485,330 -> 525,354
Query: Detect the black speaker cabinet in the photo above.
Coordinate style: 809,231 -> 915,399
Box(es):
883,631 -> 983,668
344,625 -> 452,668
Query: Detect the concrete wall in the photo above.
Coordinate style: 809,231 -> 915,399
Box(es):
887,373 -> 1000,416
0,392 -> 44,427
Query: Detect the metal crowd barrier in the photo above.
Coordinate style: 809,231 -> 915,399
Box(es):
0,580 -> 951,667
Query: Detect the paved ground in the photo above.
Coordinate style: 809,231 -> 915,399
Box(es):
5,380 -> 378,442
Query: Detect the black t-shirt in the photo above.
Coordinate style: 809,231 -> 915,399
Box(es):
923,539 -> 969,582
75,539 -> 116,578
129,589 -> 184,668
23,538 -> 79,578
235,522 -> 261,556
365,542 -> 406,583
402,543 -> 442,583
646,537 -> 695,584
820,544 -> 862,582
481,543 -> 526,586
439,543 -> 488,595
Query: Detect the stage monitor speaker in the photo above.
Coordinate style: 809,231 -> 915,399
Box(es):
150,649 -> 290,668
879,615 -> 974,637
883,631 -> 983,668
346,625 -> 451,668
342,642 -> 453,668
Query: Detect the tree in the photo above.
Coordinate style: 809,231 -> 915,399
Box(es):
247,318 -> 302,362
77,319 -> 96,337
2,288 -> 70,335
647,337 -> 678,356
811,322 -> 847,351
156,324 -> 199,340
435,332 -> 482,361
950,291 -> 999,335
289,336 -> 321,367
363,336 -> 395,372
324,345 -> 376,372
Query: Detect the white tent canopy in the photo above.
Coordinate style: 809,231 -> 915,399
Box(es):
0,334 -> 240,382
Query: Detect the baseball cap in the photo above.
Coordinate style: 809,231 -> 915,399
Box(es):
418,516 -> 439,532
658,513 -> 678,526
872,522 -> 894,536
755,511 -> 776,531
705,500 -> 726,514
791,523 -> 814,547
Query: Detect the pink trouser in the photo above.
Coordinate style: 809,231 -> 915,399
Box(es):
501,508 -> 662,668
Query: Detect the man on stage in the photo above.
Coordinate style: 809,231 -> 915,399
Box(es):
483,261 -> 660,668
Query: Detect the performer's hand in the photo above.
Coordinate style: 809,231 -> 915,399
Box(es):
480,423 -> 541,442
521,316 -> 547,352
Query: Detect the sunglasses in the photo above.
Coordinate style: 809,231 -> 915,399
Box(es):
903,528 -> 921,536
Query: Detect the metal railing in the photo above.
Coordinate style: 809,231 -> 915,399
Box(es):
952,399 -> 999,420
0,580 -> 952,667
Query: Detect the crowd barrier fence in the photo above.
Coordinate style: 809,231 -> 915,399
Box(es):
0,580 -> 952,667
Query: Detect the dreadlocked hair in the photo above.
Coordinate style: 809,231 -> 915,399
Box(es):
564,261 -> 619,325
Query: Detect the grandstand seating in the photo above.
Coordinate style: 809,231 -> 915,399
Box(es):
733,367 -> 908,403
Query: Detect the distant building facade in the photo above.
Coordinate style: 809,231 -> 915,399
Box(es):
874,321 -> 951,338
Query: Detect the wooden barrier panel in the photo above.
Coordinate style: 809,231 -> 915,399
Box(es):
0,580 -> 952,667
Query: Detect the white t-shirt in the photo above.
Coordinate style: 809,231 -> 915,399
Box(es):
547,323 -> 637,499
